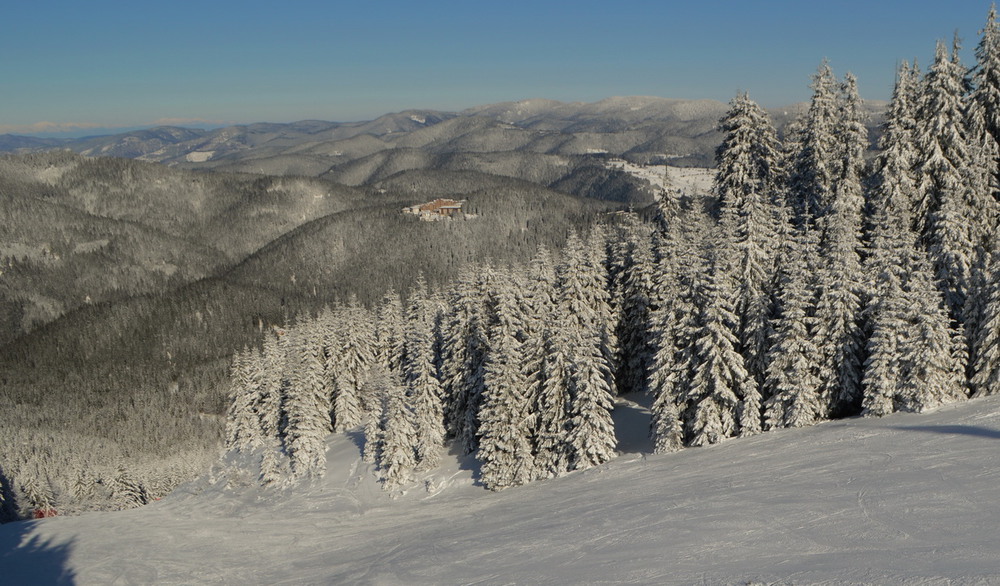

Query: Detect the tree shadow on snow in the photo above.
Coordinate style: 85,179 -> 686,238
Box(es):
0,520 -> 76,585
613,392 -> 654,454
449,442 -> 483,487
344,428 -> 367,455
893,424 -> 1000,440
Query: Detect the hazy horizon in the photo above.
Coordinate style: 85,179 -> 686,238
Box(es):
2,1 -> 991,137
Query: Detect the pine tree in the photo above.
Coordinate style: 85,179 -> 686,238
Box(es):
403,281 -> 446,471
683,261 -> 758,446
225,348 -> 260,452
478,272 -> 535,490
788,60 -> 841,227
377,374 -> 416,491
715,91 -> 783,386
972,254 -> 1000,396
439,268 -> 490,448
328,300 -> 376,432
915,40 -> 981,320
283,322 -> 332,478
764,231 -> 823,428
613,217 -> 657,396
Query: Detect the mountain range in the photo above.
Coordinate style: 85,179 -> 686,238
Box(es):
0,96 -> 886,176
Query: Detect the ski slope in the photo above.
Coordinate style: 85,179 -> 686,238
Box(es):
4,394 -> 1000,585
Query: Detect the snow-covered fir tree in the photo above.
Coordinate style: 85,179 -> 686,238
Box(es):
788,60 -> 841,227
914,40 -> 981,320
376,289 -> 406,377
682,258 -> 759,446
714,91 -> 783,386
327,300 -> 377,432
897,249 -> 968,412
971,254 -> 1000,396
611,215 -> 657,396
764,230 -> 824,429
283,322 -> 332,478
402,279 -> 446,471
810,72 -> 867,418
969,7 -> 1000,227
585,226 -> 619,393
225,348 -> 260,452
648,209 -> 699,452
554,229 -> 618,468
439,267 -> 491,449
376,372 -> 416,491
520,246 -> 562,475
477,271 -> 535,490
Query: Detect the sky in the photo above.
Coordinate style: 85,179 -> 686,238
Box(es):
1,1 -> 996,136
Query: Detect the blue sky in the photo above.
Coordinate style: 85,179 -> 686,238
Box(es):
1,1 -> 995,136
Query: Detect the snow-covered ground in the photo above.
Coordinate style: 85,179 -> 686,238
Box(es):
606,159 -> 715,197
5,394 -> 1000,584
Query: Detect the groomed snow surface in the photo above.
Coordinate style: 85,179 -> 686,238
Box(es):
5,394 -> 1000,585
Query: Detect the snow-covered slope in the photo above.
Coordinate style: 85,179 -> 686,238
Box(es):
5,394 -> 1000,584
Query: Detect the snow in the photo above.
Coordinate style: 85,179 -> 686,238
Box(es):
184,151 -> 214,163
606,159 -> 715,196
6,395 -> 1000,584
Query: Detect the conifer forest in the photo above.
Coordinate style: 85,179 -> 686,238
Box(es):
220,10 -> 1000,494
7,6 -> 1000,519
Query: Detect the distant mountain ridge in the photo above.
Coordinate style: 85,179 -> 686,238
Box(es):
0,97 -> 886,174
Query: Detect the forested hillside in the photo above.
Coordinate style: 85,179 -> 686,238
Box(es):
0,154 -> 620,519
4,6 -> 1000,522
217,13 -> 1000,497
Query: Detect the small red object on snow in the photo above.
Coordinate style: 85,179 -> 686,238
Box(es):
32,508 -> 57,519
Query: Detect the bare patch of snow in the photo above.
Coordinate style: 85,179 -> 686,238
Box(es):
185,151 -> 214,163
606,159 -> 715,197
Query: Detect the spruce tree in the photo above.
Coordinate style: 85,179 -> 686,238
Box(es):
915,40 -> 981,320
521,246 -> 561,475
648,216 -> 699,451
376,289 -> 406,377
403,281 -> 446,471
283,323 -> 332,478
439,267 -> 490,447
557,229 -> 618,469
225,349 -> 259,452
328,300 -> 376,432
258,330 -> 285,444
478,272 -> 535,490
682,261 -> 758,446
972,254 -> 1000,396
377,374 -> 416,491
613,217 -> 657,396
764,231 -> 824,429
788,60 -> 841,227
811,72 -> 867,418
715,91 -> 783,387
